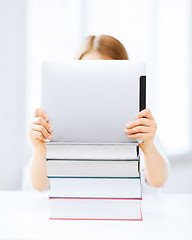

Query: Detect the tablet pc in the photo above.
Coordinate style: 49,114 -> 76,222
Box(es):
41,60 -> 146,143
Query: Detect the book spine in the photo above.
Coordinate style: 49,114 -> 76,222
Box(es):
49,217 -> 142,221
46,158 -> 140,161
49,197 -> 142,200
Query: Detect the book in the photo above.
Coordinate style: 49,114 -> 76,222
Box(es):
45,142 -> 139,160
47,159 -> 140,178
49,177 -> 142,199
49,198 -> 142,220
46,142 -> 142,221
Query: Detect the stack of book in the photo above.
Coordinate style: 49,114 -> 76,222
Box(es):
46,142 -> 142,221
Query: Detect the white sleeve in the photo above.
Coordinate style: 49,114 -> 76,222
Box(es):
140,134 -> 171,193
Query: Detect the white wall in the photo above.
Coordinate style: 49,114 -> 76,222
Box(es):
25,0 -> 192,193
0,0 -> 191,192
0,0 -> 27,190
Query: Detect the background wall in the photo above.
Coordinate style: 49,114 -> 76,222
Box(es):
0,0 -> 27,190
0,0 -> 191,192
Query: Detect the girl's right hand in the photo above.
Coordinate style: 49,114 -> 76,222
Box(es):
28,108 -> 53,149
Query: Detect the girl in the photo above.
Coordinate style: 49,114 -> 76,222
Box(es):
29,35 -> 168,191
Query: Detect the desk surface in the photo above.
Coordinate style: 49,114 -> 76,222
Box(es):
0,191 -> 191,240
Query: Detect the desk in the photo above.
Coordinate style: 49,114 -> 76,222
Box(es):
0,191 -> 191,240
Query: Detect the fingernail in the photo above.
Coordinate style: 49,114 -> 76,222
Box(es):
128,135 -> 132,139
124,129 -> 128,133
49,126 -> 53,132
48,135 -> 52,139
126,123 -> 131,128
45,117 -> 49,122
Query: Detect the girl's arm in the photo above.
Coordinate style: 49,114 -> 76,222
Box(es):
124,109 -> 168,187
28,108 -> 53,191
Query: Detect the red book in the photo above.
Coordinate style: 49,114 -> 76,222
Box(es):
49,197 -> 142,221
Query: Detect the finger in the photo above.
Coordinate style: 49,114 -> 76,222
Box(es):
136,109 -> 154,120
124,126 -> 150,135
31,123 -> 52,140
34,108 -> 49,122
31,129 -> 47,141
126,118 -> 152,129
32,117 -> 53,133
128,133 -> 148,140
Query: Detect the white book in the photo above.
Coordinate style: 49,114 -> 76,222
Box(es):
49,178 -> 142,199
45,143 -> 138,160
47,159 -> 140,178
49,198 -> 142,220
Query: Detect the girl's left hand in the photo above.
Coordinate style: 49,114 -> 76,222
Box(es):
124,109 -> 157,154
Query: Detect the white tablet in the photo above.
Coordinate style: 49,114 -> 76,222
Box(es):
41,60 -> 146,143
